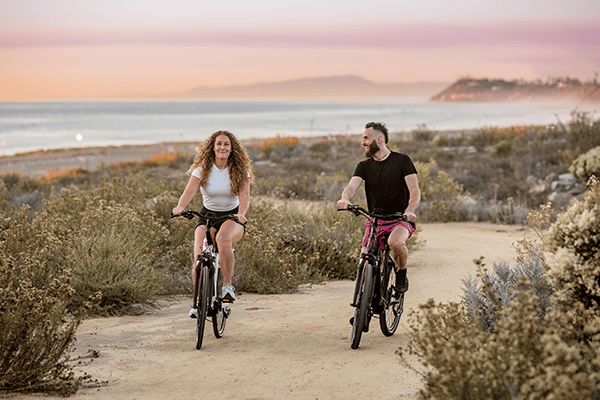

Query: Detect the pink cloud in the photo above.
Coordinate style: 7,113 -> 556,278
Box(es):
1,20 -> 597,49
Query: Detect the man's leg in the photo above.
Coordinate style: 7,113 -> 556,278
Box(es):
388,225 -> 410,292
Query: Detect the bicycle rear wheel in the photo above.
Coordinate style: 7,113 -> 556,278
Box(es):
380,257 -> 404,336
196,264 -> 210,350
212,268 -> 228,338
351,262 -> 374,349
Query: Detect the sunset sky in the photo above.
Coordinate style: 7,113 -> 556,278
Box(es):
1,0 -> 599,100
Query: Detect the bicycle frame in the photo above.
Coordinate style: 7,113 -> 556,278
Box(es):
172,210 -> 238,349
193,212 -> 237,312
340,205 -> 407,348
348,206 -> 404,309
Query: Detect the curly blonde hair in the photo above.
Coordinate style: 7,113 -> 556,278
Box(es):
188,130 -> 254,196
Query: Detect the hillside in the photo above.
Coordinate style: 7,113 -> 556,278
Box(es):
431,77 -> 600,103
116,75 -> 449,99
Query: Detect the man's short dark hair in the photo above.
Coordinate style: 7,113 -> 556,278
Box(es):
365,122 -> 389,143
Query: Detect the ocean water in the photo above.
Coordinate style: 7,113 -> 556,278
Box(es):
0,97 -> 592,156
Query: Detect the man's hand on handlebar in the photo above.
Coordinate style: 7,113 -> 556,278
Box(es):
405,211 -> 417,224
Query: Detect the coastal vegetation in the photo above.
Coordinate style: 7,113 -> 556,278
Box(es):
0,108 -> 599,395
431,75 -> 600,102
402,177 -> 600,399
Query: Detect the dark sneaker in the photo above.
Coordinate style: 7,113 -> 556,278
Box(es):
395,269 -> 409,294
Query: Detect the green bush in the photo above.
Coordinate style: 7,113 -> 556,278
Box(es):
491,139 -> 513,157
0,208 -> 87,395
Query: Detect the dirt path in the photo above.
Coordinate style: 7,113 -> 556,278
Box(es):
25,222 -> 530,400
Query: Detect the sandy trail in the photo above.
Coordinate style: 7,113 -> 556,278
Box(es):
24,222 -> 529,400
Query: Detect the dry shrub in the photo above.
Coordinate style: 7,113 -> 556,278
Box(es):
405,290 -> 600,400
404,185 -> 600,399
41,174 -> 186,313
415,160 -> 468,222
61,202 -> 168,314
42,167 -> 88,182
0,208 -> 88,395
234,199 -> 370,293
546,175 -> 600,310
570,147 -> 600,182
258,135 -> 299,159
234,200 -> 311,294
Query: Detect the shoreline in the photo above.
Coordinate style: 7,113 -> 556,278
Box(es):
1,128 -> 478,178
0,142 -> 198,178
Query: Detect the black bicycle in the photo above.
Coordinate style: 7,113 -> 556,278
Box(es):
172,210 -> 236,350
339,205 -> 408,349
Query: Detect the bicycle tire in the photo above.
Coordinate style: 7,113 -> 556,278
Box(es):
212,268 -> 227,338
351,262 -> 374,349
196,264 -> 210,350
380,257 -> 403,336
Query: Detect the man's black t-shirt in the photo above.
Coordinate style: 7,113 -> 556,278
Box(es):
353,152 -> 417,215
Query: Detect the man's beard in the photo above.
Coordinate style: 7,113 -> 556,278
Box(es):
365,140 -> 380,158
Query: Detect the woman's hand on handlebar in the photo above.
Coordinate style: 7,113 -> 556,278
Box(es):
337,199 -> 351,210
172,206 -> 184,216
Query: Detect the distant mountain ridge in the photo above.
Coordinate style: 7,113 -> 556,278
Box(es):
116,75 -> 450,99
431,77 -> 600,103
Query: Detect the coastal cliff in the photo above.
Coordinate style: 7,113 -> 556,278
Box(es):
431,77 -> 600,103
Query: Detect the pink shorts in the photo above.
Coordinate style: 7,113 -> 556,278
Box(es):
362,220 -> 415,250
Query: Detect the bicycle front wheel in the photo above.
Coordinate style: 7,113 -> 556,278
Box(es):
380,258 -> 404,336
212,268 -> 227,338
351,262 -> 374,349
196,264 -> 211,350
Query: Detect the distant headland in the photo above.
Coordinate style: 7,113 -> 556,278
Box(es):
431,76 -> 600,103
114,75 -> 449,99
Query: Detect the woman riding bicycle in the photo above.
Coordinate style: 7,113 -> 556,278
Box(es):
172,130 -> 253,317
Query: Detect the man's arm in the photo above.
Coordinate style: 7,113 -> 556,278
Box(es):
337,176 -> 363,209
404,173 -> 420,223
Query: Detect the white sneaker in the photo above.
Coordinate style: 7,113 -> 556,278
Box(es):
222,284 -> 236,303
189,307 -> 198,319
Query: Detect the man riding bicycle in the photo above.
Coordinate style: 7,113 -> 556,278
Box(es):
337,122 -> 421,293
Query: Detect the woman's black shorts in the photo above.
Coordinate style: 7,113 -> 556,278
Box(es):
196,206 -> 245,232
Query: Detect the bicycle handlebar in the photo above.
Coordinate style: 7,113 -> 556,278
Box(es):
337,205 -> 407,222
171,209 -> 239,224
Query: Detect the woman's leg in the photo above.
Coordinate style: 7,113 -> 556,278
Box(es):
215,220 -> 245,285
